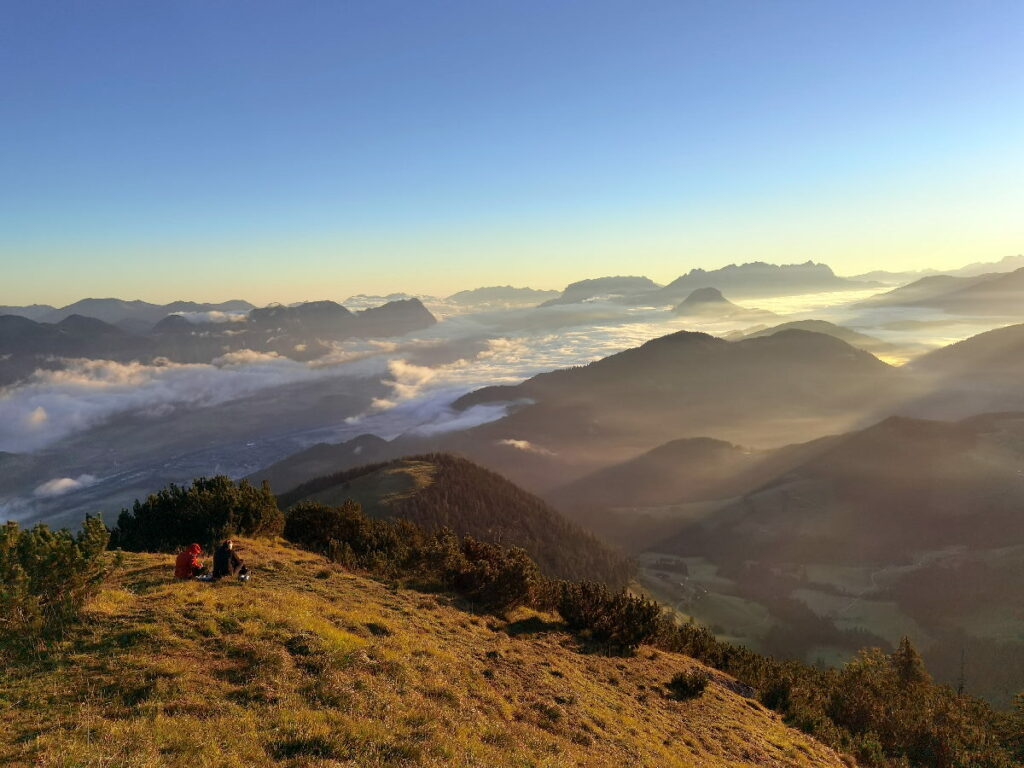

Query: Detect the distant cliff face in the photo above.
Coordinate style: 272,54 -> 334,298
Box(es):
356,298 -> 438,337
653,261 -> 874,301
539,263 -> 876,307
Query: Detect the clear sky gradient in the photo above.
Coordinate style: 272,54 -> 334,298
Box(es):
2,1 -> 1022,306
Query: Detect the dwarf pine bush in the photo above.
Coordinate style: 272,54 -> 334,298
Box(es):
112,476 -> 283,552
667,669 -> 709,700
439,537 -> 540,612
554,581 -> 662,651
0,515 -> 109,641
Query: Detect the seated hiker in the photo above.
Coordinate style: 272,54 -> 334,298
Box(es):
174,543 -> 207,579
212,539 -> 249,581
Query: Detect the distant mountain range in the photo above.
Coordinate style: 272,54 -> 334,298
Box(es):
251,320 -> 1024,502
0,298 -> 437,385
0,304 -> 56,322
0,298 -> 255,329
850,253 -> 1024,284
452,328 -> 900,471
647,261 -> 875,303
253,328 -> 906,498
528,255 -> 1024,310
247,320 -> 1024,538
539,276 -> 661,306
446,285 -> 560,307
537,262 -> 876,308
855,267 -> 1024,315
0,314 -> 153,386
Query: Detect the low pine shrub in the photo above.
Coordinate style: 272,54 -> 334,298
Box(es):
666,669 -> 708,700
283,500 -> 423,576
440,537 -> 540,612
0,515 -> 110,642
112,476 -> 283,552
554,581 -> 661,651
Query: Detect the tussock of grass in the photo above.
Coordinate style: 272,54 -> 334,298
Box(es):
1,538 -> 847,767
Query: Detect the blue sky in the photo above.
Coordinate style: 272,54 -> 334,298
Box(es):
2,1 -> 1022,305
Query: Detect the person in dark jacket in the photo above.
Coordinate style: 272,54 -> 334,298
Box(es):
212,539 -> 249,581
174,543 -> 207,579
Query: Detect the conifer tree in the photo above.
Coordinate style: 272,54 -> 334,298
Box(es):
892,636 -> 930,687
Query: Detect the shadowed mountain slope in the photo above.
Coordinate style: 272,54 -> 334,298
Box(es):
455,329 -> 901,462
857,268 -> 1024,315
640,412 -> 1024,705
252,328 -> 908,500
856,274 -> 990,308
910,323 -> 1024,377
901,323 -> 1024,417
731,320 -> 897,356
277,453 -> 632,587
548,437 -> 754,512
663,414 -> 1024,564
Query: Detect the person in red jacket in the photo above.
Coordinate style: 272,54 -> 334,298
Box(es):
174,543 -> 207,579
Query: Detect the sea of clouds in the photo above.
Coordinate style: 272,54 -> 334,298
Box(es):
2,288 -> 1003,459
6,285 -> 1014,530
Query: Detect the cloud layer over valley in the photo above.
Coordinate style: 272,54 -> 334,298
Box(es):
2,287 -> 1018,527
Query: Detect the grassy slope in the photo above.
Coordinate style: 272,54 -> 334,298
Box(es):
298,460 -> 437,514
1,540 -> 848,768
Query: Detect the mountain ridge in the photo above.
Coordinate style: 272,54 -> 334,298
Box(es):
276,453 -> 632,586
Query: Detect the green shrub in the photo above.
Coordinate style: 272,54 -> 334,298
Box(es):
0,516 -> 109,642
283,500 -> 423,576
666,669 -> 708,700
554,581 -> 661,651
440,537 -> 540,612
112,476 -> 283,552
285,502 -> 538,611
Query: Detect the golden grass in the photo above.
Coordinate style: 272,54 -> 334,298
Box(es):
303,460 -> 437,516
0,539 -> 848,767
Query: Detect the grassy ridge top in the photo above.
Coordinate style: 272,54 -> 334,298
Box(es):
1,539 -> 846,768
278,454 -> 632,588
293,459 -> 438,512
